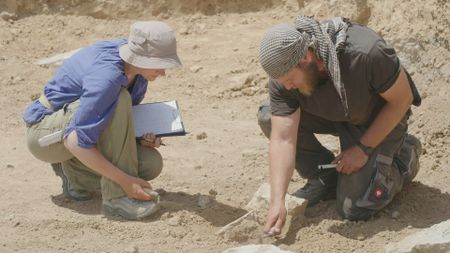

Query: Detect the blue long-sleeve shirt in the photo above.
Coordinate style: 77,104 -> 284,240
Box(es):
23,39 -> 148,148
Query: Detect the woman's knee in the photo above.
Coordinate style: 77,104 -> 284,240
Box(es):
138,146 -> 163,180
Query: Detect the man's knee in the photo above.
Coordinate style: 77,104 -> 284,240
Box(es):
336,197 -> 375,221
257,99 -> 271,139
335,173 -> 396,221
138,146 -> 163,181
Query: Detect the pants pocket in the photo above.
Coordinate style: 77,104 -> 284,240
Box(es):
355,153 -> 400,210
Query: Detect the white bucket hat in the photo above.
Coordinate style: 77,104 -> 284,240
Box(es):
119,21 -> 182,69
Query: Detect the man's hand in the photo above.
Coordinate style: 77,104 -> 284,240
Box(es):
263,200 -> 287,235
119,175 -> 152,200
139,133 -> 162,148
333,145 -> 368,175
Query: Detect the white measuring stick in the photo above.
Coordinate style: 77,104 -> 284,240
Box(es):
318,163 -> 338,170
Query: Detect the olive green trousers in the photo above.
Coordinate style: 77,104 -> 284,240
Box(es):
26,89 -> 163,200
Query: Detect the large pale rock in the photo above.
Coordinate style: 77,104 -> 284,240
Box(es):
245,182 -> 308,216
35,48 -> 83,66
217,183 -> 307,242
385,219 -> 450,253
221,244 -> 294,253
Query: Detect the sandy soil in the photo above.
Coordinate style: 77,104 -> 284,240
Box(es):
0,0 -> 449,252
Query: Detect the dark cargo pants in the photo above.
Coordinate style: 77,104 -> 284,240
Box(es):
257,99 -> 420,221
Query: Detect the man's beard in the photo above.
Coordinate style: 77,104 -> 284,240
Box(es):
297,61 -> 323,96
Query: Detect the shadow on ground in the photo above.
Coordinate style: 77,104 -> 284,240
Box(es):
148,190 -> 247,227
327,182 -> 450,240
271,181 -> 450,245
51,189 -> 247,227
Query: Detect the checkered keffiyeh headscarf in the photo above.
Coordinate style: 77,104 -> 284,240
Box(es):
259,16 -> 350,115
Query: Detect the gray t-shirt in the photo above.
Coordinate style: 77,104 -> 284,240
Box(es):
269,24 -> 404,126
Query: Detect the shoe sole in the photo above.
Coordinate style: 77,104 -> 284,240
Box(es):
402,134 -> 422,183
52,163 -> 92,201
102,203 -> 160,220
294,186 -> 336,207
407,134 -> 422,154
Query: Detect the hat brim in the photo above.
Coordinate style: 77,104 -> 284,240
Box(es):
119,44 -> 182,69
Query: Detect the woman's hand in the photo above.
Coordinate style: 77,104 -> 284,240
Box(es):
119,175 -> 152,200
139,133 -> 162,148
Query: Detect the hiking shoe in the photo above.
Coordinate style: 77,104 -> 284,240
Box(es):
292,177 -> 336,207
102,197 -> 159,220
51,163 -> 93,201
395,134 -> 422,184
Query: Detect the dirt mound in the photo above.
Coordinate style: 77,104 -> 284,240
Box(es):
0,0 -> 288,20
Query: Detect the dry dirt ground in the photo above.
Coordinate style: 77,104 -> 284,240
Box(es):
0,0 -> 449,252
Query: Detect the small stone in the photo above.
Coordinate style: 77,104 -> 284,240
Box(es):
168,216 -> 180,226
196,132 -> 207,140
242,87 -> 256,96
240,18 -> 249,24
160,212 -> 172,220
30,93 -> 41,101
209,189 -> 218,196
179,27 -> 189,35
189,66 -> 202,73
6,164 -> 14,169
161,13 -> 170,19
142,188 -> 160,201
156,188 -> 167,196
391,211 -> 400,219
197,195 -> 210,208
0,12 -> 16,21
356,235 -> 365,241
123,245 -> 138,253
